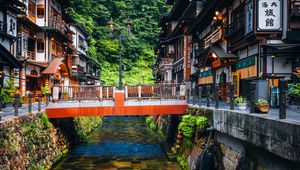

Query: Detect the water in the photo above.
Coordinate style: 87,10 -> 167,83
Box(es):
53,116 -> 181,170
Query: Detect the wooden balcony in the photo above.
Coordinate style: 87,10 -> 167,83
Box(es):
49,20 -> 68,36
27,51 -> 35,61
72,65 -> 85,78
204,27 -> 222,49
291,0 -> 300,19
158,58 -> 173,69
224,17 -> 244,39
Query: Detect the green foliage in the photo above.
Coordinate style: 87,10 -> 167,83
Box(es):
0,79 -> 16,103
234,96 -> 247,104
256,99 -> 268,105
176,155 -> 190,170
178,115 -> 197,138
41,113 -> 51,128
68,0 -> 169,84
196,116 -> 208,128
145,116 -> 157,131
288,83 -> 300,97
74,117 -> 103,142
41,86 -> 51,95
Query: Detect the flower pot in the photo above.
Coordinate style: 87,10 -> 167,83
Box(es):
255,104 -> 270,113
41,96 -> 46,102
23,97 -> 29,104
237,103 -> 247,110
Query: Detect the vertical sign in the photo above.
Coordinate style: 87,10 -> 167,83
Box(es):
6,11 -> 17,37
245,0 -> 254,35
257,0 -> 282,31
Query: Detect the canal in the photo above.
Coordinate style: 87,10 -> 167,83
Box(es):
53,116 -> 181,169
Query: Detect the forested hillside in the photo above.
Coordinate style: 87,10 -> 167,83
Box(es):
67,0 -> 169,84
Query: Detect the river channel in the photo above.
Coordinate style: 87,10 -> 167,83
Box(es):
53,116 -> 181,170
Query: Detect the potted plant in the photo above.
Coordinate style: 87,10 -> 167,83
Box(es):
234,96 -> 247,110
288,83 -> 300,105
22,95 -> 29,104
62,91 -> 69,100
41,86 -> 51,102
255,99 -> 270,113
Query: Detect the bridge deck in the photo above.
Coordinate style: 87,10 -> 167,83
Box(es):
46,85 -> 187,118
46,100 -> 187,118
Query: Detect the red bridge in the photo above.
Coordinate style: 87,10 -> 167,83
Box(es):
46,84 -> 188,118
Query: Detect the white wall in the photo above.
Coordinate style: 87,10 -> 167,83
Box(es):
36,32 -> 45,62
36,0 -> 45,27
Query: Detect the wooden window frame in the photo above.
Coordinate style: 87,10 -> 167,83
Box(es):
37,39 -> 44,53
37,5 -> 45,18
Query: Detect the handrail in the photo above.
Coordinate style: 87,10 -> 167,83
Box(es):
54,83 -> 185,102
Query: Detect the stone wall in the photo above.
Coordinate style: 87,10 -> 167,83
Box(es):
152,105 -> 300,170
213,109 -> 300,163
0,113 -> 102,170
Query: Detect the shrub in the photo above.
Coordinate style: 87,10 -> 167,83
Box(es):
178,115 -> 197,138
234,97 -> 247,104
41,113 -> 51,128
196,116 -> 208,128
0,79 -> 16,103
288,83 -> 300,97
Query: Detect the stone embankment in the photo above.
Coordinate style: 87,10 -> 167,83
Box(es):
0,113 -> 102,170
149,105 -> 300,170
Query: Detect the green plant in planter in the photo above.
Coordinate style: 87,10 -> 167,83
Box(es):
41,86 -> 51,95
234,96 -> 247,104
288,83 -> 300,97
256,99 -> 268,105
0,79 -> 16,103
196,116 -> 208,128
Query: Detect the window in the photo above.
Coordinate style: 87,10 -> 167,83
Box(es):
37,39 -> 44,53
37,5 -> 44,18
28,0 -> 36,16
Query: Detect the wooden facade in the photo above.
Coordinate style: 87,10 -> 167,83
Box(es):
155,0 -> 300,102
0,0 -> 100,101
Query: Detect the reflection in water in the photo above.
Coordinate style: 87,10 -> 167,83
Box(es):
53,116 -> 181,170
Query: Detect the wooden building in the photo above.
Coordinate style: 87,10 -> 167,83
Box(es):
155,0 -> 300,103
0,0 -> 25,93
1,0 -> 100,100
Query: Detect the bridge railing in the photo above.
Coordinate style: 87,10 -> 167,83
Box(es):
53,83 -> 186,102
125,83 -> 181,100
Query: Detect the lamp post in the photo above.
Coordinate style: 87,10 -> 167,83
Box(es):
108,17 -> 132,90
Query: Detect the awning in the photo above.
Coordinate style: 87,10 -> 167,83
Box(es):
41,58 -> 64,75
0,44 -> 21,68
210,46 -> 238,59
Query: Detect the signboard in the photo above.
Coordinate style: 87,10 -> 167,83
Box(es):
245,0 -> 254,35
257,0 -> 282,31
6,11 -> 17,37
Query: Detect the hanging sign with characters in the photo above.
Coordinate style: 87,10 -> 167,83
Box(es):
6,11 -> 17,37
257,0 -> 282,32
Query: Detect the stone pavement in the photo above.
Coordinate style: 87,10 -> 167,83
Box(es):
0,103 -> 46,121
188,99 -> 300,122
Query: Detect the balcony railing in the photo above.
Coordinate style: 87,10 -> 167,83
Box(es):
204,27 -> 222,49
27,51 -> 35,61
291,0 -> 300,18
72,65 -> 85,77
0,21 -> 7,34
158,58 -> 173,69
224,16 -> 244,39
49,20 -> 68,35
